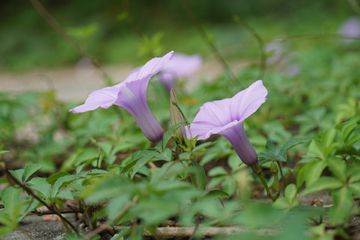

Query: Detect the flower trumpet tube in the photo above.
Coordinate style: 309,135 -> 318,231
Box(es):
190,80 -> 268,168
70,51 -> 175,143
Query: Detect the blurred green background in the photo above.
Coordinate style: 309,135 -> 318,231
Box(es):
0,0 -> 354,71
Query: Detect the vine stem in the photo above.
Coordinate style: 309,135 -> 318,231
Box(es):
86,195 -> 138,238
276,160 -> 286,193
252,164 -> 279,202
3,168 -> 79,235
179,0 -> 237,83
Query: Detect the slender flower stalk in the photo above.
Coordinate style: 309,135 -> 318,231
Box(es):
189,80 -> 268,168
70,51 -> 175,143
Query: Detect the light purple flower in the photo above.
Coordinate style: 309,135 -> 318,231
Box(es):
190,80 -> 267,168
70,51 -> 175,143
264,39 -> 285,65
338,17 -> 360,43
158,53 -> 202,91
264,39 -> 301,77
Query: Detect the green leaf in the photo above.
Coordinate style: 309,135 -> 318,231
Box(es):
265,140 -> 277,156
349,182 -> 360,197
207,175 -> 226,188
221,177 -> 236,196
47,172 -> 70,185
51,175 -> 78,198
74,148 -> 99,166
1,187 -> 21,208
0,150 -> 10,155
192,142 -> 214,153
335,146 -> 360,157
179,152 -> 191,159
329,187 -> 353,225
337,114 -> 360,142
27,177 -> 49,186
208,167 -> 228,177
157,121 -> 186,152
265,140 -> 287,162
9,169 -> 24,183
349,169 -> 360,183
24,163 -> 47,182
131,152 -> 156,179
321,128 -> 336,148
190,161 -> 206,190
203,190 -> 229,199
348,130 -> 360,146
308,139 -> 325,159
272,197 -> 290,210
296,164 -> 307,190
326,157 -> 346,183
305,160 -> 327,186
301,177 -> 344,196
285,184 -> 297,204
56,189 -> 74,200
31,184 -> 52,201
283,138 -> 311,150
154,148 -> 172,161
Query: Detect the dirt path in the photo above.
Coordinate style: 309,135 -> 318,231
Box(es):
0,60 -> 248,102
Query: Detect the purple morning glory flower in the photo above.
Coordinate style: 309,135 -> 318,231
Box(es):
158,53 -> 202,91
338,16 -> 360,43
264,39 -> 301,77
189,80 -> 268,168
70,51 -> 175,143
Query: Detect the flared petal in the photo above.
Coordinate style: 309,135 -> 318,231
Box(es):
69,86 -> 120,113
189,80 -> 268,167
230,80 -> 268,122
190,80 -> 267,140
70,51 -> 174,143
161,53 -> 203,78
125,51 -> 174,102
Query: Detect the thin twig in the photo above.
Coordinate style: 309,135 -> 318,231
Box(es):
30,209 -> 84,216
233,16 -> 266,80
3,168 -> 79,235
179,0 -> 237,83
189,214 -> 201,240
87,195 -> 138,239
75,205 -> 90,229
28,0 -> 111,81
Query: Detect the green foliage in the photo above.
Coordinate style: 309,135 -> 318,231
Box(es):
2,3 -> 360,238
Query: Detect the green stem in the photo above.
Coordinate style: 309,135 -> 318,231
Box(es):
272,172 -> 281,199
276,160 -> 286,193
252,164 -> 278,202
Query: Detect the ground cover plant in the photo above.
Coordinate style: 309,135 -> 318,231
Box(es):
1,1 -> 360,240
